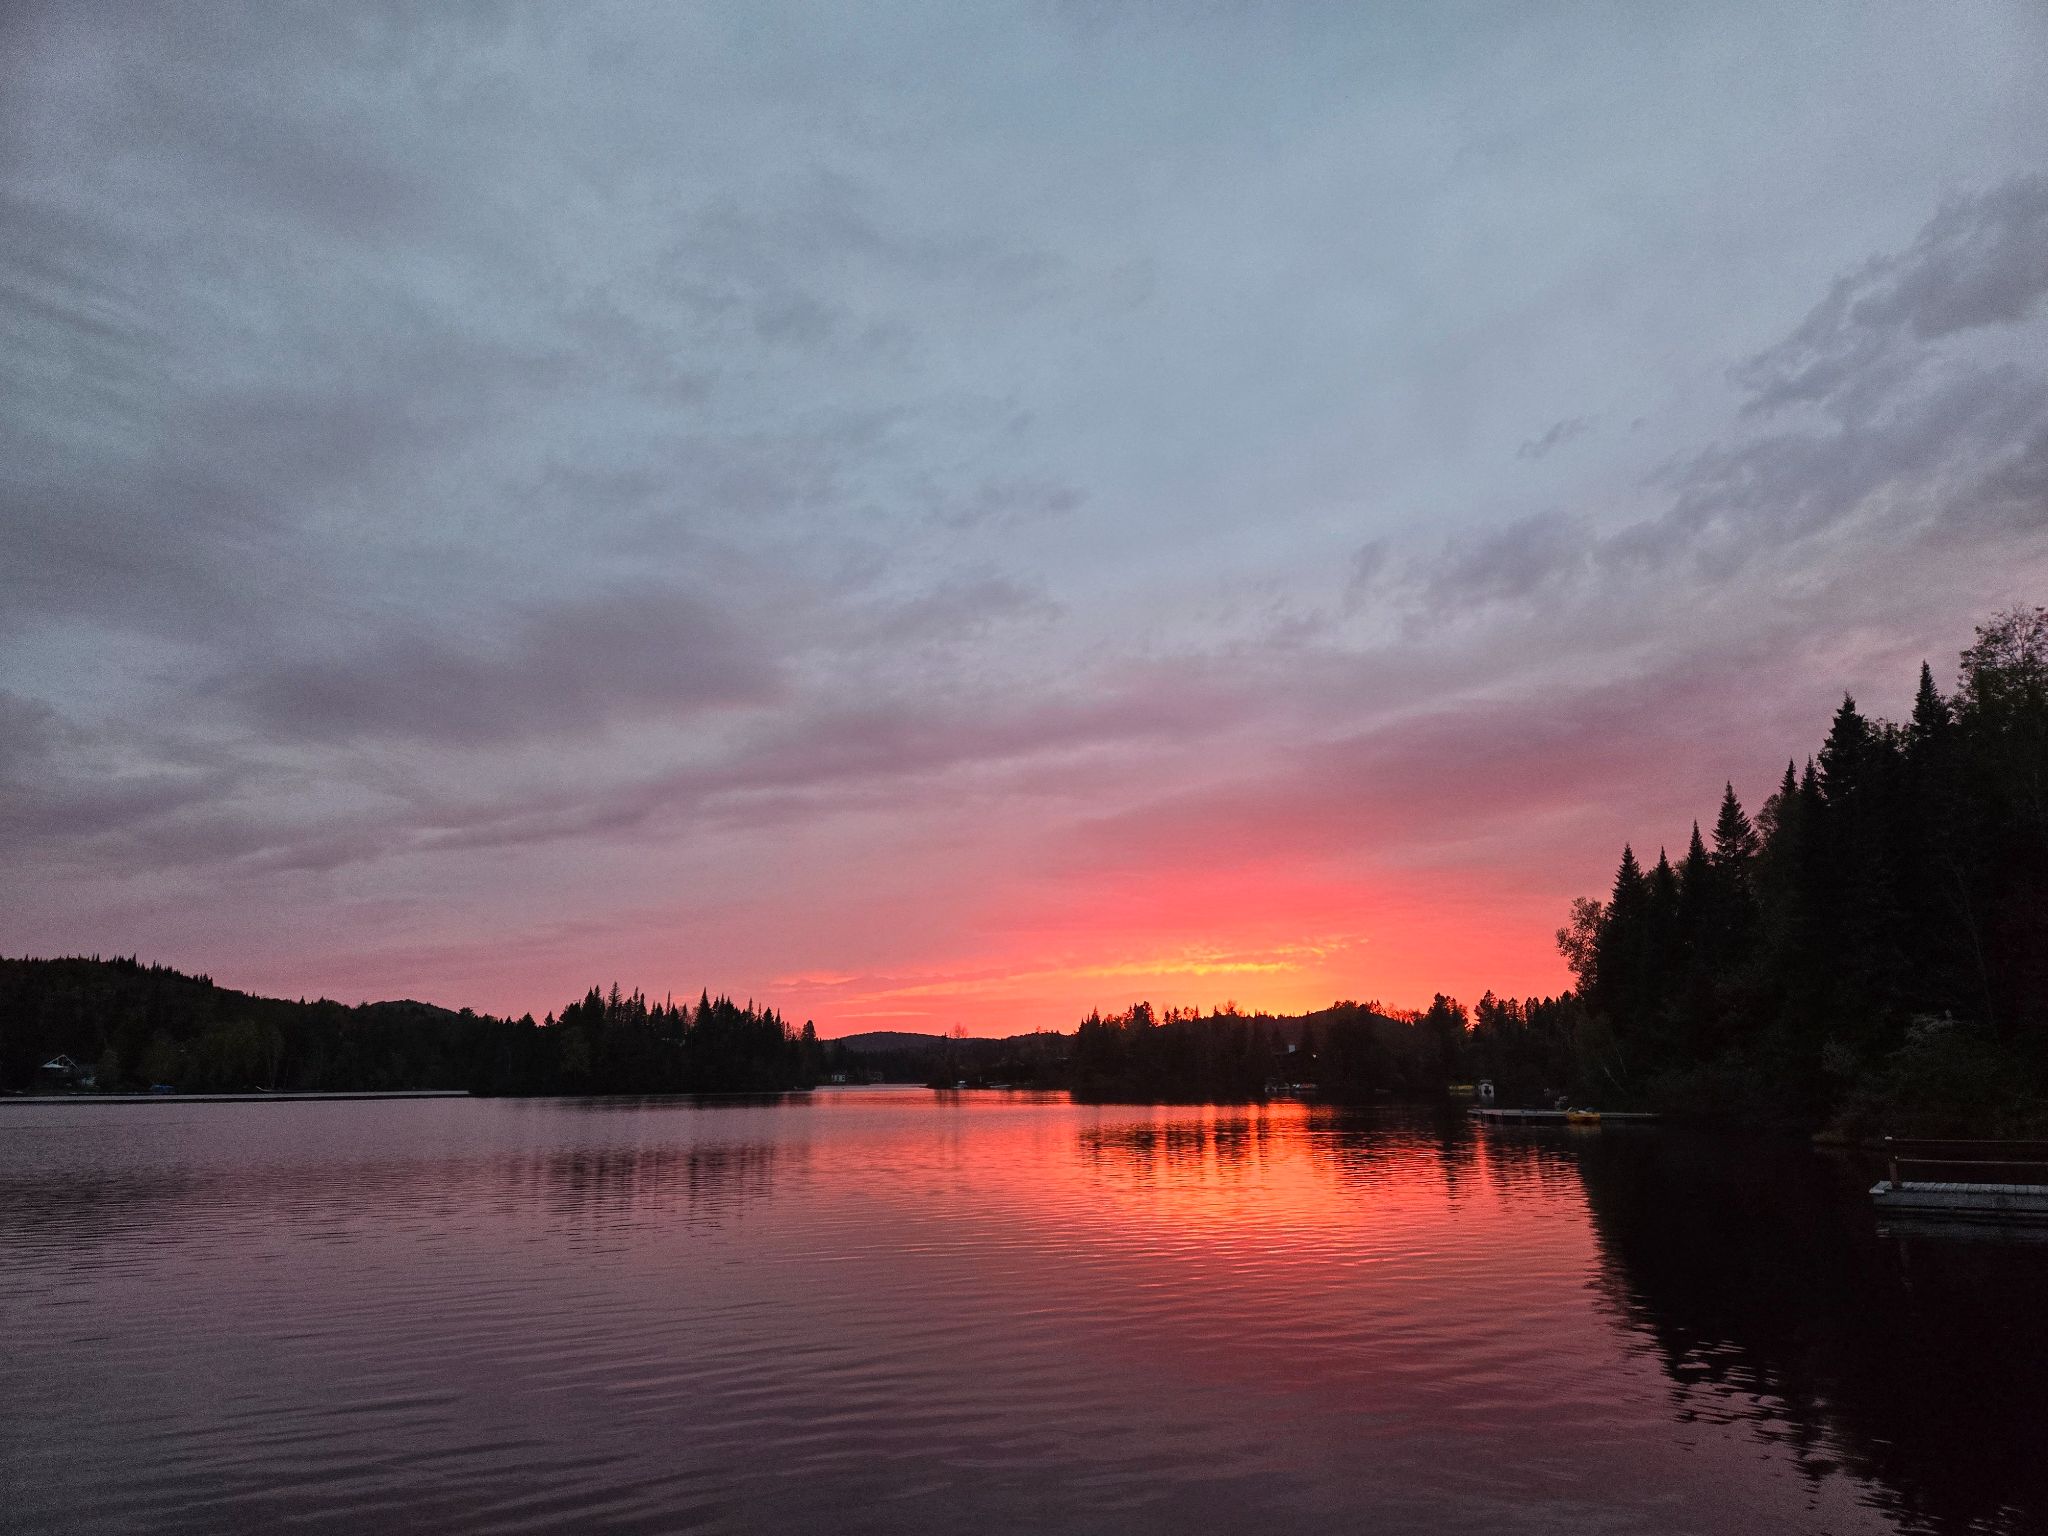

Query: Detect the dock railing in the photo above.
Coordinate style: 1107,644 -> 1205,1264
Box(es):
1882,1137 -> 2048,1190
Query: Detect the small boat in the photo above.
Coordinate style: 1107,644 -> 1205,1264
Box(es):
1564,1109 -> 1601,1125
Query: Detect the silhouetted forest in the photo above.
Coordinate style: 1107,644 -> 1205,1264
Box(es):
1537,606 -> 2048,1132
1046,995 -> 1582,1105
0,957 -> 821,1096
1069,1003 -> 1274,1100
819,993 -> 1586,1102
820,1013 -> 1280,1098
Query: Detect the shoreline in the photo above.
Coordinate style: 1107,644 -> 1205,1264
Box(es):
0,1090 -> 473,1106
0,1087 -> 833,1107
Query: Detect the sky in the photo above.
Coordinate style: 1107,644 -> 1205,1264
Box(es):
4,2 -> 2047,1034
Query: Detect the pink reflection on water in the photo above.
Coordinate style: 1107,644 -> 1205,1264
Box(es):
0,1093 -> 2014,1535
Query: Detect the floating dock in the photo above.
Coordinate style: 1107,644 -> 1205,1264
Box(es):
1468,1107 -> 1660,1124
1870,1180 -> 2048,1221
1870,1138 -> 2048,1224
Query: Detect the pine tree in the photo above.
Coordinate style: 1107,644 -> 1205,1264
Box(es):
1646,848 -> 1682,1025
1757,760 -> 1798,845
1680,823 -> 1711,889
1592,845 -> 1651,1045
1908,661 -> 1951,750
1817,698 -> 1906,1039
1704,783 -> 1761,992
1673,823 -> 1721,1061
1753,761 -> 1815,1015
1711,782 -> 1760,870
1612,843 -> 1645,903
1676,826 -> 1713,964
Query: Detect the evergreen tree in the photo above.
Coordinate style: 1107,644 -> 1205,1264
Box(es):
1587,845 -> 1652,1081
1817,694 -> 1876,805
1711,782 -> 1760,870
1708,783 -> 1761,978
1678,823 -> 1713,936
1814,696 -> 1906,1046
1673,823 -> 1720,1060
1909,661 -> 1952,750
1642,848 -> 1682,1051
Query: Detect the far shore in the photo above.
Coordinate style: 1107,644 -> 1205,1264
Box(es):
0,1090 -> 473,1106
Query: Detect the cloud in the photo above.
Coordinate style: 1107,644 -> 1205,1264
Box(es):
2,637 -> 1246,881
1405,175 -> 2048,609
1343,539 -> 1390,609
5,4 -> 2046,1022
0,212 -> 573,644
0,694 -> 248,865
1952,418 -> 2048,537
1423,510 -> 1591,606
930,477 -> 1085,530
1064,630 -> 1845,893
1736,175 -> 2048,418
1517,415 -> 1595,460
834,573 -> 1055,649
402,658 -> 1253,860
1635,361 -> 2048,571
230,586 -> 782,747
0,690 -> 75,780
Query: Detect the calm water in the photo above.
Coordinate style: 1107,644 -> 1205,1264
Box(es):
3,1092 -> 2045,1536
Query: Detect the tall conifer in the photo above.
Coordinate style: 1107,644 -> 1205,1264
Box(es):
1711,783 -> 1759,869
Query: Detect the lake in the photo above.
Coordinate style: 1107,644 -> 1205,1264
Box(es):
3,1090 -> 2044,1535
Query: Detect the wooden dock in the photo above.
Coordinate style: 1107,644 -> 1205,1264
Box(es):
1870,1181 -> 2048,1220
1870,1138 -> 2048,1224
1469,1107 -> 1660,1124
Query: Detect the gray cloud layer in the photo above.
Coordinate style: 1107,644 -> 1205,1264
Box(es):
1399,177 -> 2048,613
4,0 -> 2046,1011
1737,175 -> 2048,416
232,587 -> 780,747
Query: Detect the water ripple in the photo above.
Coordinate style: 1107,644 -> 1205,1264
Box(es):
3,1093 -> 2044,1534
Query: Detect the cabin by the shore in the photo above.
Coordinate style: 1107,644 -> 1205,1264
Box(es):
35,1054 -> 95,1091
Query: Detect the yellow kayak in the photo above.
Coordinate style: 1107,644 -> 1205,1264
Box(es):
1564,1109 -> 1601,1125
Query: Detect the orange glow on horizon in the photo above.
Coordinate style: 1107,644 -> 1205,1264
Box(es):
784,863 -> 1574,1038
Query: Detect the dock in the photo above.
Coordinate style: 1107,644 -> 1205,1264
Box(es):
1870,1137 -> 2048,1223
1870,1181 -> 2048,1220
1469,1107 -> 1660,1124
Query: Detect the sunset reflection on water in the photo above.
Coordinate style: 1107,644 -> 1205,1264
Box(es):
3,1091 -> 2042,1535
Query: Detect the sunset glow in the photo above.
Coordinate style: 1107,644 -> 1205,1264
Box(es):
5,6 -> 2047,1033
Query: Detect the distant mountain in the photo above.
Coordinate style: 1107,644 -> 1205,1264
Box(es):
829,1030 -> 950,1055
819,1026 -> 1074,1089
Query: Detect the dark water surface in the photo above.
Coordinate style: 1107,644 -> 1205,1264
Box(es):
3,1091 -> 2045,1535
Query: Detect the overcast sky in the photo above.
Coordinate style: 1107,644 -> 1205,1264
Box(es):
5,2 -> 2047,1031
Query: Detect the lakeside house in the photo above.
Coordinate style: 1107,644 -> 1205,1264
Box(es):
36,1054 -> 95,1091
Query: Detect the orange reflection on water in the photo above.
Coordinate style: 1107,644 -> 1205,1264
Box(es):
5,1093 -> 1957,1535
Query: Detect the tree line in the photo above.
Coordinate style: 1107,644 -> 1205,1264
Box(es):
1543,606 -> 2048,1132
0,957 -> 821,1096
1056,994 -> 1585,1104
1069,1002 -> 1276,1100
